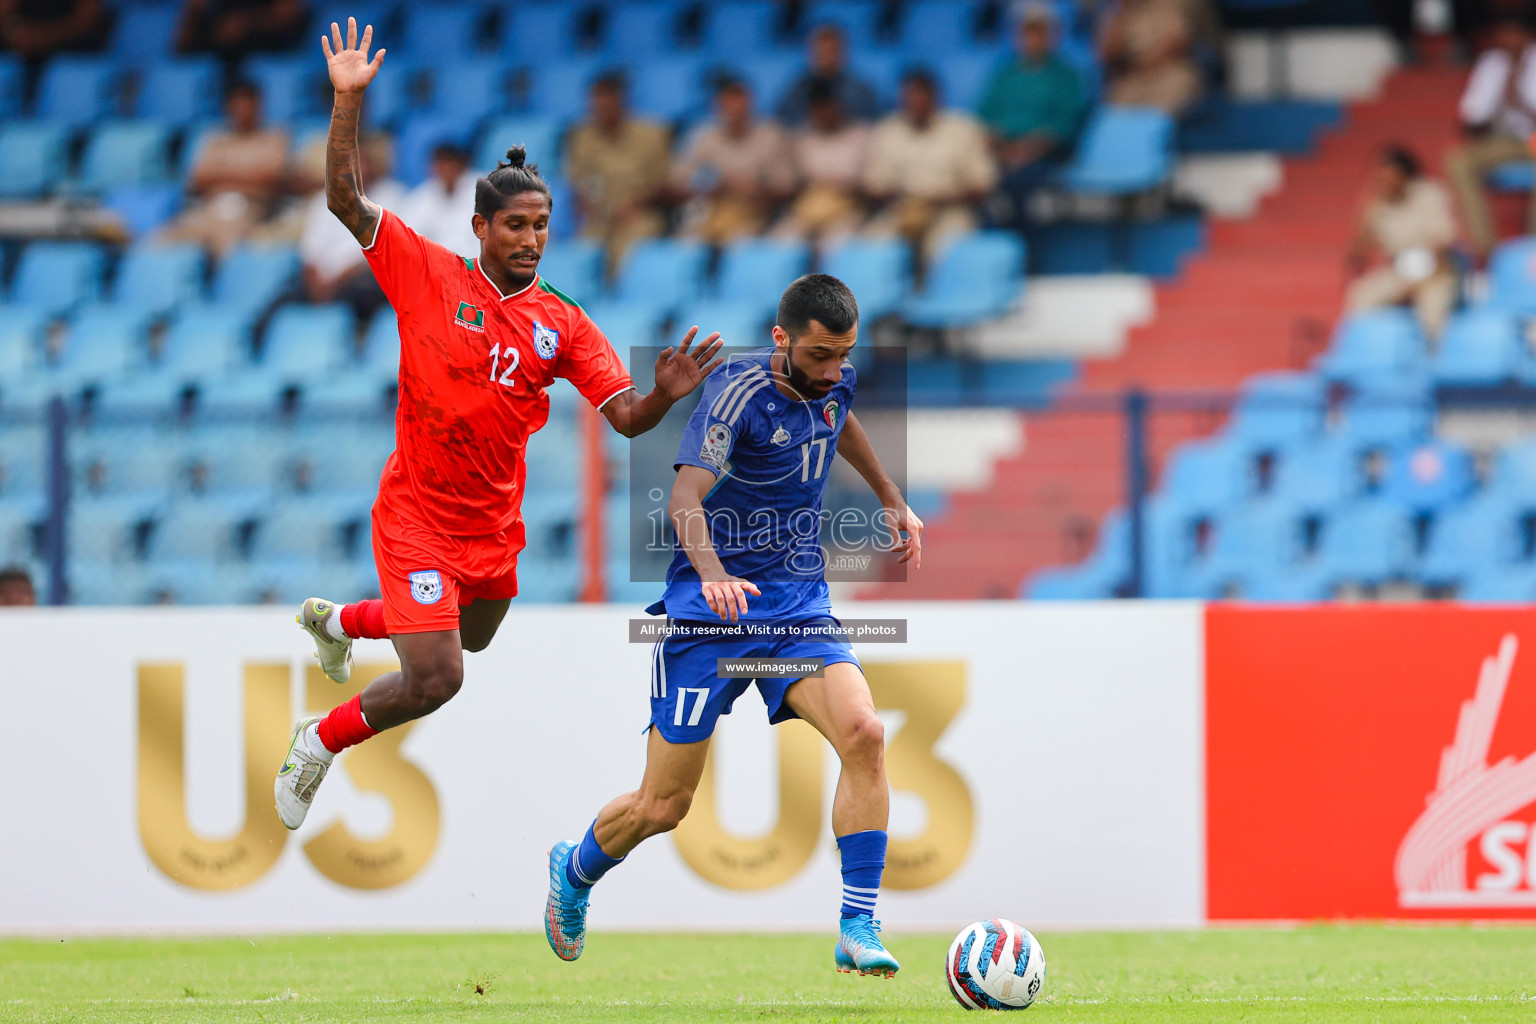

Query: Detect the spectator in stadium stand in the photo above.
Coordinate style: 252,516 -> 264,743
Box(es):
176,0 -> 309,60
564,71 -> 672,275
159,78 -> 289,256
0,566 -> 36,607
398,141 -> 480,257
773,78 -> 871,247
1445,15 -> 1536,263
1099,0 -> 1207,116
259,132 -> 403,339
1345,145 -> 1459,341
0,0 -> 109,71
776,23 -> 880,126
978,3 -> 1087,227
672,76 -> 797,244
862,68 -> 997,262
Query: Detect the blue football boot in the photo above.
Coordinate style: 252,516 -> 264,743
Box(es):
544,841 -> 591,961
835,915 -> 900,977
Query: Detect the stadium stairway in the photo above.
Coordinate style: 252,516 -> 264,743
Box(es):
864,65 -> 1469,600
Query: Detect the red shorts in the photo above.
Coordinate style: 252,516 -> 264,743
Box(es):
371,499 -> 524,634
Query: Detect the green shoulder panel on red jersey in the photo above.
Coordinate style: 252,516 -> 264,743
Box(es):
538,278 -> 583,311
462,256 -> 475,273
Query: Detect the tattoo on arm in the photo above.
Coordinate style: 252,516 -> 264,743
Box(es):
325,95 -> 381,245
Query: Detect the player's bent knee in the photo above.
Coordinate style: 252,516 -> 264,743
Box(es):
641,792 -> 693,835
404,664 -> 463,713
841,713 -> 885,769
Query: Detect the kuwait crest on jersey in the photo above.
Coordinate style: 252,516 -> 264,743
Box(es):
823,398 -> 840,430
533,321 -> 560,359
455,301 -> 485,333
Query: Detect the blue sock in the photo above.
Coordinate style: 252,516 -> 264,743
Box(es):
566,822 -> 623,890
836,830 -> 886,919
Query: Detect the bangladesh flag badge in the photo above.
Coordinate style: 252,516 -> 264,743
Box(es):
823,398 -> 839,430
455,301 -> 485,332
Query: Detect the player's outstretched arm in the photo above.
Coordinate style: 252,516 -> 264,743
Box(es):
839,412 -> 923,568
601,327 -> 724,438
320,17 -> 386,244
670,465 -> 761,621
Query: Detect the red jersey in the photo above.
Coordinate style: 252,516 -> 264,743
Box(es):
362,210 -> 633,536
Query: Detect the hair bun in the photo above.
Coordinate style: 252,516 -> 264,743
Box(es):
499,145 -> 528,169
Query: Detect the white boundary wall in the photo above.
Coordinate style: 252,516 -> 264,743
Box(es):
0,602 -> 1204,934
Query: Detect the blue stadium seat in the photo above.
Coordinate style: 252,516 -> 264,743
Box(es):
135,59 -> 221,126
933,52 -> 998,110
701,0 -> 786,53
1227,371 -> 1325,451
1420,491 -> 1523,586
289,424 -> 394,495
108,4 -> 182,67
244,55 -> 328,124
212,244 -> 300,312
311,1 -> 395,39
251,500 -> 357,562
499,2 -> 585,57
69,495 -> 159,564
517,555 -> 581,602
0,306 -> 49,392
78,120 -> 172,191
1491,436 -> 1536,499
0,55 -> 20,118
715,238 -> 811,318
392,114 -> 475,187
1380,439 -> 1475,514
582,301 -> 666,349
629,56 -> 711,124
427,59 -> 514,128
361,306 -> 401,372
1198,498 -> 1304,589
1459,564 -> 1536,602
35,56 -> 120,127
0,424 -> 44,496
262,304 -> 358,381
10,242 -> 105,316
1433,306 -> 1525,386
610,239 -> 709,315
1139,497 -> 1209,599
802,0 -> 886,49
601,1 -> 687,58
112,243 -> 206,314
73,425 -> 181,497
534,238 -> 604,305
1061,106 -> 1175,194
1316,308 -> 1428,386
1237,561 -> 1337,602
903,232 -> 1025,327
1315,498 -> 1416,584
736,52 -> 804,115
1489,236 -> 1536,315
475,115 -> 562,180
102,182 -> 183,238
1268,437 -> 1360,514
1025,512 -> 1128,599
1336,379 -> 1432,451
526,58 -> 604,124
898,0 -> 983,54
1157,435 -> 1252,516
683,301 -> 772,348
53,305 -> 154,392
0,122 -> 69,198
398,3 -> 489,63
822,238 -> 911,321
146,500 -> 247,562
154,304 -> 252,383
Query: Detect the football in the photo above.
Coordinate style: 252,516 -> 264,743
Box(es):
945,918 -> 1046,1010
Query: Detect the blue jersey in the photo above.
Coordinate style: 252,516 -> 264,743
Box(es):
648,349 -> 856,622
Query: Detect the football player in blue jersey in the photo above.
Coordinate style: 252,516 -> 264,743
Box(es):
543,274 -> 922,976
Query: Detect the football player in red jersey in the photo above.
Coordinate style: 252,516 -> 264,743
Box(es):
276,18 -> 723,829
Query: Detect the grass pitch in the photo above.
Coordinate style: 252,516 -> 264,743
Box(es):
3,926 -> 1535,1022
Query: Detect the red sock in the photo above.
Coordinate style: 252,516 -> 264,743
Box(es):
340,599 -> 388,639
316,694 -> 379,753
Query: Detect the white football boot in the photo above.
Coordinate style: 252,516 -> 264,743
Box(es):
298,597 -> 353,684
274,717 -> 332,830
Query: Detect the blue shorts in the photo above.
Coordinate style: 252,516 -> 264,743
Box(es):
649,618 -> 862,744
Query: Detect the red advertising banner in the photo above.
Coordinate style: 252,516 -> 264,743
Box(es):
1207,605 -> 1536,920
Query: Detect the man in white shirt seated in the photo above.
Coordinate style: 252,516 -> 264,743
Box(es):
1446,16 -> 1536,262
397,142 -> 480,257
